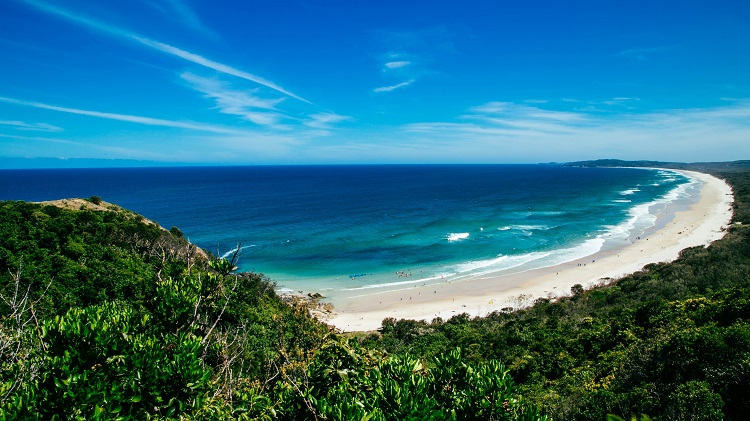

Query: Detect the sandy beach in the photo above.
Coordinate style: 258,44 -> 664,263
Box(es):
326,170 -> 734,332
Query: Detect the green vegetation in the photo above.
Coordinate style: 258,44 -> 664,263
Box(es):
0,199 -> 543,419
2,162 -> 748,419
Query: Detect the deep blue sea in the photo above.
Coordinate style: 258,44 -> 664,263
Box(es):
0,165 -> 696,300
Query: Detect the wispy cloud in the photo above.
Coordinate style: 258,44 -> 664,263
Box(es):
18,0 -> 308,103
304,112 -> 352,129
469,102 -> 588,124
0,133 -> 81,145
393,100 -> 750,162
374,80 -> 414,93
374,50 -> 417,93
133,37 -> 309,103
602,97 -> 641,106
373,27 -> 453,94
0,120 -> 63,132
385,61 -> 410,69
180,72 -> 287,126
143,0 -> 217,39
0,96 -> 246,134
543,97 -> 641,110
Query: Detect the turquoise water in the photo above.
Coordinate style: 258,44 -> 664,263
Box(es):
0,165 -> 695,300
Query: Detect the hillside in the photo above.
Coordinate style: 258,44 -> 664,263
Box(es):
0,197 -> 546,420
563,159 -> 750,172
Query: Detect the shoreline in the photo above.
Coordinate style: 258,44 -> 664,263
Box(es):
325,169 -> 734,332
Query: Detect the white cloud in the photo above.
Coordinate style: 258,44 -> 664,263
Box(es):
19,0 -> 308,103
373,80 -> 414,93
469,102 -> 588,123
601,97 -> 641,106
373,28 -> 448,95
0,133 -> 80,145
239,111 -> 283,127
304,112 -> 352,129
393,100 -> 750,163
0,96 -> 246,134
133,36 -> 309,103
385,61 -> 410,69
0,120 -> 63,132
180,72 -> 287,126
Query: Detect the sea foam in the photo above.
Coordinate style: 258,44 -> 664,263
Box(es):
220,244 -> 256,260
446,232 -> 470,242
448,237 -> 606,280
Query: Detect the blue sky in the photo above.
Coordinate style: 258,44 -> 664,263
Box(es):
1,0 -> 748,166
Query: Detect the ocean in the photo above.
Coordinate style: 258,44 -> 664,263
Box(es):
0,165 -> 697,304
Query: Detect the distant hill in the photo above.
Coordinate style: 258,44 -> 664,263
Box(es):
563,159 -> 750,171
